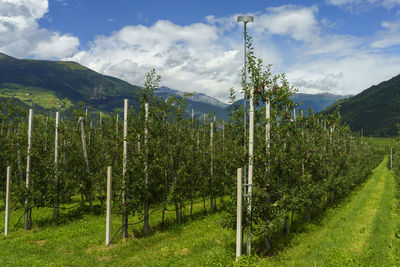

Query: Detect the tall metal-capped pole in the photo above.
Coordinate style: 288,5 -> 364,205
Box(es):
237,15 -> 254,168
237,14 -> 254,256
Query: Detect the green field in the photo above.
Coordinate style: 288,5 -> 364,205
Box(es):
0,85 -> 73,110
0,198 -> 235,266
367,137 -> 395,149
1,158 -> 400,266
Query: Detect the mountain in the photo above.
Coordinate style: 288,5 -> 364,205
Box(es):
0,53 -> 227,118
0,53 -> 141,113
155,86 -> 228,118
231,92 -> 348,114
322,74 -> 400,137
157,87 -> 228,109
291,93 -> 351,113
0,53 -> 351,122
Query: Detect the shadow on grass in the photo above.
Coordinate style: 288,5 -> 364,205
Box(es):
113,204 -> 224,243
34,203 -> 105,228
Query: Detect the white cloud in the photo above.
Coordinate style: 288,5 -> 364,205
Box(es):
31,32 -> 79,58
0,0 -> 79,58
66,6 -> 324,102
67,20 -> 241,102
288,53 -> 400,95
326,0 -> 363,5
2,1 -> 400,103
371,20 -> 400,48
63,4 -> 400,102
326,0 -> 400,9
252,5 -> 319,42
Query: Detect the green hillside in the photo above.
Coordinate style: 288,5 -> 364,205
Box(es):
0,53 -> 141,113
322,74 -> 400,137
0,53 -> 229,118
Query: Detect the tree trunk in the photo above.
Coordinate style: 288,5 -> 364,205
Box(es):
203,196 -> 206,215
190,197 -> 193,217
175,200 -> 180,224
306,208 -> 311,222
265,237 -> 271,251
284,216 -> 290,234
291,209 -> 294,226
162,207 -> 166,226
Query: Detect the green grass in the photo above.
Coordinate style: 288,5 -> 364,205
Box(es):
0,85 -> 73,110
1,158 -> 400,266
0,199 -> 235,266
253,157 -> 400,266
366,137 -> 395,149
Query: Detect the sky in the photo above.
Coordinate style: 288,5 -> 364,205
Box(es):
2,0 -> 400,103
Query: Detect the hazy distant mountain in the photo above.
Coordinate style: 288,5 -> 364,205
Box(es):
155,86 -> 228,118
291,93 -> 351,113
231,92 -> 349,114
157,87 -> 228,109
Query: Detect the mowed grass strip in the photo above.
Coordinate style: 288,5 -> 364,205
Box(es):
0,199 -> 235,266
358,160 -> 400,266
256,156 -> 400,266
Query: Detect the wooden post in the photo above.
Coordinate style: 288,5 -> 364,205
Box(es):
24,109 -> 33,230
390,147 -> 393,170
115,113 -> 119,152
17,148 -> 22,185
266,99 -> 270,153
236,168 -> 242,259
53,112 -> 59,221
5,166 -> 11,236
99,111 -> 103,139
293,108 -> 296,121
247,85 -> 255,255
144,102 -> 149,235
79,117 -> 90,173
222,120 -> 225,155
210,121 -> 214,213
122,99 -> 128,239
137,134 -> 141,152
106,166 -> 112,246
16,125 -> 23,185
79,116 -> 91,208
202,114 -> 206,215
191,109 -> 194,216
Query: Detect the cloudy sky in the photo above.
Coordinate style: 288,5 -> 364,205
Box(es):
2,0 -> 400,102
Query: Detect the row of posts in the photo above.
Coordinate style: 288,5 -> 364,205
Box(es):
3,100 -> 219,246
3,162 -> 113,247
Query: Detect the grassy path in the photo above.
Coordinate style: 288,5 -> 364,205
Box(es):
258,157 -> 400,266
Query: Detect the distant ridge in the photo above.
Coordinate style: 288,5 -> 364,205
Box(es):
291,93 -> 350,113
231,92 -> 348,114
0,52 -> 355,123
322,74 -> 400,137
0,53 -> 228,118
